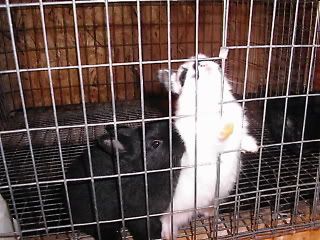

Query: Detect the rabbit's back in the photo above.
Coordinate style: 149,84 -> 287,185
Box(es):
266,96 -> 320,152
66,145 -> 122,239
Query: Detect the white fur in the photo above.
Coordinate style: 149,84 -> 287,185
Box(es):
158,54 -> 258,239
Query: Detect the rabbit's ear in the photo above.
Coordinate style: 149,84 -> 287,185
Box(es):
157,69 -> 181,94
98,127 -> 133,153
98,135 -> 125,153
157,69 -> 171,86
105,125 -> 131,138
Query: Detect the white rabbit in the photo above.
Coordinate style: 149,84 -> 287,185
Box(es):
157,54 -> 258,239
0,194 -> 20,240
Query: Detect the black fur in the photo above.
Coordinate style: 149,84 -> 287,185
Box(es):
192,62 -> 196,71
179,67 -> 187,87
65,121 -> 185,240
266,96 -> 320,153
191,63 -> 198,80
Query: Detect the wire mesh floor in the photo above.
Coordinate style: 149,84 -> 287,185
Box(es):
0,100 -> 319,239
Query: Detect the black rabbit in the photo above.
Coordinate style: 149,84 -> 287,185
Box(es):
65,121 -> 185,240
266,95 -> 320,153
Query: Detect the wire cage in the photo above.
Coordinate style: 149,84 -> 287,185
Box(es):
0,0 -> 320,239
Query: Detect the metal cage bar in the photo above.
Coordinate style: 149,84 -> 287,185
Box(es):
165,0 -> 175,239
71,1 -> 102,239
37,0 -> 76,236
213,0 -> 230,238
293,0 -> 320,223
136,0 -> 152,238
0,0 -> 319,239
234,0 -> 254,236
4,0 -> 49,234
103,0 -> 127,237
254,0 -> 278,231
276,0 -> 300,226
192,0 -> 200,238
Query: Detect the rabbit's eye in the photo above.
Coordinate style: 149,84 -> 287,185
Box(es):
151,140 -> 162,149
199,62 -> 206,67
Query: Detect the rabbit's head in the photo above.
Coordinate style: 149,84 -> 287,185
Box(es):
98,125 -> 136,154
143,121 -> 185,171
157,54 -> 229,117
157,54 -> 223,97
98,121 -> 185,172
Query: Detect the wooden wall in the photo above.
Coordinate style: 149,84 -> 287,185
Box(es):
269,1 -> 319,95
0,1 -> 318,114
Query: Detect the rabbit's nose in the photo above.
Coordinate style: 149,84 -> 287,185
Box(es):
193,60 -> 211,69
192,61 -> 206,71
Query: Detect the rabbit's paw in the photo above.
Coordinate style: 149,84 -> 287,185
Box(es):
200,207 -> 214,218
161,216 -> 177,240
241,135 -> 259,153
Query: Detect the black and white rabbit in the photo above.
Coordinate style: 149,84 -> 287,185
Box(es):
65,121 -> 185,240
157,54 -> 258,239
266,95 -> 320,153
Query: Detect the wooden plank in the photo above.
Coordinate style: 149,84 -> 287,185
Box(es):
265,229 -> 320,240
2,1 -> 313,111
